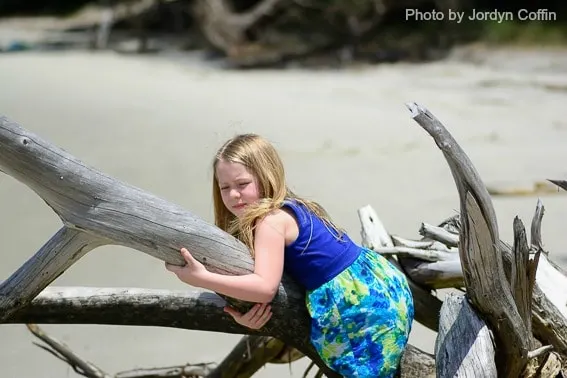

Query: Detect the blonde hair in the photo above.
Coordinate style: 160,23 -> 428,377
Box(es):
212,133 -> 343,256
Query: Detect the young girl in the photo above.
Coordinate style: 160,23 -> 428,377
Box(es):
166,134 -> 414,377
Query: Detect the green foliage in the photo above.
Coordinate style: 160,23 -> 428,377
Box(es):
479,21 -> 567,45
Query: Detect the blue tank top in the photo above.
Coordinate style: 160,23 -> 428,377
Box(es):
281,199 -> 362,290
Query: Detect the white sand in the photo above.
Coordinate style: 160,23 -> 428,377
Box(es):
1,49 -> 567,377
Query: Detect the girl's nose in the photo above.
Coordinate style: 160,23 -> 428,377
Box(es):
230,189 -> 240,199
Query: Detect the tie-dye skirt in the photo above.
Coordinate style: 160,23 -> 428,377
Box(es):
306,247 -> 414,377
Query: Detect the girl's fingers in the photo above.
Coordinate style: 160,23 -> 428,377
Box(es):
243,304 -> 260,320
252,305 -> 272,327
251,304 -> 268,322
180,248 -> 194,263
226,304 -> 272,329
223,306 -> 242,319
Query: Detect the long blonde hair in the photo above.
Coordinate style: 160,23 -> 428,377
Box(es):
212,134 -> 343,256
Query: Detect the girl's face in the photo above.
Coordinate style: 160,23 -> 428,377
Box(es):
216,160 -> 261,218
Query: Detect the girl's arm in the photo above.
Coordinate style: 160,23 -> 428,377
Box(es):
169,210 -> 287,303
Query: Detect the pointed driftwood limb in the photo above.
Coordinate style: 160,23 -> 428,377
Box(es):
548,179 -> 567,192
0,227 -> 103,321
434,293 -> 497,377
390,235 -> 435,249
531,198 -> 545,253
27,323 -> 111,378
528,345 -> 554,360
407,102 -> 533,377
391,230 -> 463,289
393,235 -> 457,255
419,223 -> 459,248
396,258 -> 464,289
510,216 -> 537,346
29,323 -> 216,378
371,246 -> 454,262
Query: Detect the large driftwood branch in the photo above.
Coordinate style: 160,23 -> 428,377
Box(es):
8,287 -> 264,335
407,102 -> 536,377
11,286 -> 436,377
0,117 -> 253,271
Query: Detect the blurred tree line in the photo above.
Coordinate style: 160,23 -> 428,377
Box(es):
1,0 -> 566,67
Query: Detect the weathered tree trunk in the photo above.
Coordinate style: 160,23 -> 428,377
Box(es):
407,102 -> 565,377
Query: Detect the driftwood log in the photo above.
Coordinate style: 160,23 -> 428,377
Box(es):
74,0 -> 465,67
2,102 -> 567,377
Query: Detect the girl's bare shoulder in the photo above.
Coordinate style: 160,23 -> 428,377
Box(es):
269,208 -> 299,244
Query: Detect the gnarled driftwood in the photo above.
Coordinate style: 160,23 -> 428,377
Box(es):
2,102 -> 567,377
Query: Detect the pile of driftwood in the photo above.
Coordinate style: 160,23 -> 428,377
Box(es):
27,0 -> 462,66
1,103 -> 567,377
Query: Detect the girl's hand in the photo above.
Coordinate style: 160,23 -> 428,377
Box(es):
165,247 -> 209,287
224,303 -> 273,330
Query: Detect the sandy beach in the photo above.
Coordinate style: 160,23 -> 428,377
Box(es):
1,47 -> 567,377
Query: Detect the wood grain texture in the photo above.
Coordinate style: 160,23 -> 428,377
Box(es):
435,293 -> 497,378
0,227 -> 101,321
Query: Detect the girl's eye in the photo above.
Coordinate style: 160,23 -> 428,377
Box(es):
220,187 -> 229,191
238,182 -> 248,187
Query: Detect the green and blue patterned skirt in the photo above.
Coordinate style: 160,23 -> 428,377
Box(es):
306,247 -> 414,377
